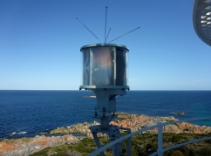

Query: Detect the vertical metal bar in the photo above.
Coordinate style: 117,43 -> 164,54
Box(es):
113,143 -> 119,156
115,131 -> 120,156
109,131 -> 120,156
110,133 -> 117,156
124,49 -> 128,85
92,132 -> 105,156
157,123 -> 164,156
127,129 -> 131,156
82,51 -> 85,85
105,7 -> 108,43
113,47 -> 116,85
90,48 -> 92,85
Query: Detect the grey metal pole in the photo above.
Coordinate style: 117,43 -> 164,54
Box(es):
127,130 -> 132,156
110,132 -> 120,156
92,132 -> 105,156
157,123 -> 164,156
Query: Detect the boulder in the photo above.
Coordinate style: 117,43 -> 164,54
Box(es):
177,112 -> 185,116
170,112 -> 185,116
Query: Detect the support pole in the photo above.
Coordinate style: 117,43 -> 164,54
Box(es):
90,125 -> 131,156
157,123 -> 164,156
127,129 -> 131,156
92,132 -> 105,156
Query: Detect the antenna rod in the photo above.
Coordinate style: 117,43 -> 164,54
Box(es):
105,7 -> 108,43
105,28 -> 111,43
76,17 -> 101,42
108,27 -> 140,43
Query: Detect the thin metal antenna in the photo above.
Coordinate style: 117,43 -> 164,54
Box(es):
76,18 -> 101,42
108,27 -> 140,43
105,7 -> 108,43
105,28 -> 111,43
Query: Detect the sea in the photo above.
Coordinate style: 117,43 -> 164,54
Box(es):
0,90 -> 211,140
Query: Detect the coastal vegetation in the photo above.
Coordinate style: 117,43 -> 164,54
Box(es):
29,133 -> 211,156
1,113 -> 211,155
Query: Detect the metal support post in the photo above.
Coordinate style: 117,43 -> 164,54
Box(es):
157,123 -> 164,156
110,132 -> 120,156
126,129 -> 131,156
90,125 -> 132,156
119,127 -> 131,155
92,132 -> 105,156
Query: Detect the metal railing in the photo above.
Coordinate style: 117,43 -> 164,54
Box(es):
89,117 -> 211,156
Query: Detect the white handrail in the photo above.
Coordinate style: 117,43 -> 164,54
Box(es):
89,117 -> 211,156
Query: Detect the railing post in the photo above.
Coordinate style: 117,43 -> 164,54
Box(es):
127,129 -> 131,156
157,123 -> 163,156
92,131 -> 105,156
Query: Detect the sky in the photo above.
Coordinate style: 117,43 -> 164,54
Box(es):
0,0 -> 211,90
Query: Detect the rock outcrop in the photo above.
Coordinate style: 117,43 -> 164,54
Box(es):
0,135 -> 78,156
111,114 -> 211,134
47,114 -> 178,137
1,113 -> 211,156
48,113 -> 211,135
154,122 -> 211,134
50,121 -> 100,135
111,114 -> 177,132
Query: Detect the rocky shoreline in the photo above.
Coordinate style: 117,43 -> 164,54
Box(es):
0,135 -> 79,156
1,113 -> 211,156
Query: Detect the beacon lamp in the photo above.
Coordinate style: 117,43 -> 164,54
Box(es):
80,44 -> 129,128
80,43 -> 131,156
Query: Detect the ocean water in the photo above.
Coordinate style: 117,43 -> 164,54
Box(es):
0,90 -> 211,139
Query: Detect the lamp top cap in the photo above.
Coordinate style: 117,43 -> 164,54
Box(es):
80,43 -> 129,51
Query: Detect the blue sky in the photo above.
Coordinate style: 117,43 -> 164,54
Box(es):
0,0 -> 211,90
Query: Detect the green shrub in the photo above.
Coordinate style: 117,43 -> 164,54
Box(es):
201,148 -> 211,156
30,133 -> 211,156
165,150 -> 184,156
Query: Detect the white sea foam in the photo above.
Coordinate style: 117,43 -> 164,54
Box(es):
10,131 -> 27,136
18,131 -> 27,135
10,132 -> 16,136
